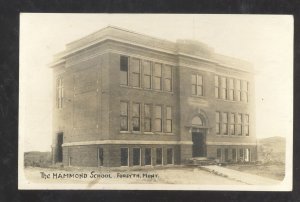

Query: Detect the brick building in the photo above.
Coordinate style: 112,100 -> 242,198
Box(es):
50,26 -> 257,167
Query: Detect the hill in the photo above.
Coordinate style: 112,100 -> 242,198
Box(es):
24,151 -> 52,167
257,136 -> 286,164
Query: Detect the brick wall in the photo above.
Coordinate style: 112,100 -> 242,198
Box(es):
52,37 -> 256,166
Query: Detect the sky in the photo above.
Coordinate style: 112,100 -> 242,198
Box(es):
19,14 -> 293,152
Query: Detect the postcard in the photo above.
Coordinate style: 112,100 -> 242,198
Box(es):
18,13 -> 293,190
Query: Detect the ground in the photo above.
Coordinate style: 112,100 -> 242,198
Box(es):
225,163 -> 285,181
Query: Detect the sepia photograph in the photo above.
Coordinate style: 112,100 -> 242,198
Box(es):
18,14 -> 293,190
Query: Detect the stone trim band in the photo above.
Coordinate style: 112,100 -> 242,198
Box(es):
206,142 -> 257,146
62,140 -> 193,147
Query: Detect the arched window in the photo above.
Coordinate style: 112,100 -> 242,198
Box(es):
192,116 -> 204,126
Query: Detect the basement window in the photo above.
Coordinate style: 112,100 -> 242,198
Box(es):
167,148 -> 173,164
156,148 -> 163,165
144,148 -> 152,166
133,148 -> 141,166
120,148 -> 129,166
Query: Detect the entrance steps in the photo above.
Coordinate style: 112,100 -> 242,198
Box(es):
186,157 -> 217,166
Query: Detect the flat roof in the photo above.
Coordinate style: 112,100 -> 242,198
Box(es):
50,26 -> 253,72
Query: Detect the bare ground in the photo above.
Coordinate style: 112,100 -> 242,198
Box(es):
225,163 -> 285,181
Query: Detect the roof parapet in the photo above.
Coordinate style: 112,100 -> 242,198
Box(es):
49,26 -> 253,72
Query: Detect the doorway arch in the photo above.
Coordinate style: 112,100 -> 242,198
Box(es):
190,112 -> 208,158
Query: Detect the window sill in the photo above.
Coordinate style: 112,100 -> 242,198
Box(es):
144,132 -> 154,134
119,132 -> 175,136
215,98 -> 248,104
216,134 -> 250,137
120,131 -> 131,134
191,95 -> 205,98
120,85 -> 174,94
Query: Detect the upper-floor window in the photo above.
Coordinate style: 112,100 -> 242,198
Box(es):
131,58 -> 141,87
237,113 -> 242,136
244,114 -> 249,136
236,80 -> 241,101
144,104 -> 152,132
191,74 -> 203,96
229,78 -> 234,101
153,63 -> 162,90
143,61 -> 152,89
164,65 -> 172,92
242,81 -> 249,102
132,103 -> 141,131
221,77 -> 227,99
216,112 -> 220,134
120,56 -> 129,85
56,78 -> 63,109
154,105 -> 162,132
120,101 -> 128,131
215,75 -> 219,98
222,112 -> 228,135
166,106 -> 172,133
229,113 -> 235,135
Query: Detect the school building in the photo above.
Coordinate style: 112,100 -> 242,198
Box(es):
50,26 -> 257,167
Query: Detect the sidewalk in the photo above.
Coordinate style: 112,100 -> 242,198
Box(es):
201,165 -> 281,185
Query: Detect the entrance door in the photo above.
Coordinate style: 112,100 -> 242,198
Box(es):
192,132 -> 206,157
57,133 -> 63,162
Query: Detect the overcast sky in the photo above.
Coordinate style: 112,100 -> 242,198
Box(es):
19,14 -> 293,152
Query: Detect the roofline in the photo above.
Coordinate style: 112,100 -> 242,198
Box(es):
51,26 -> 253,72
66,25 -> 175,49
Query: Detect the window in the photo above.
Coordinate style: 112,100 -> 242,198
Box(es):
230,113 -> 235,135
98,148 -> 104,167
57,78 -> 63,109
120,102 -> 128,131
216,112 -> 220,134
143,60 -> 152,89
232,148 -> 237,162
154,106 -> 162,132
217,148 -> 221,159
131,58 -> 141,87
215,75 -> 219,98
132,103 -> 140,131
156,148 -> 163,165
120,148 -> 129,166
120,56 -> 128,85
192,74 -> 203,96
229,78 -> 234,101
144,148 -> 152,165
244,114 -> 249,136
167,148 -> 173,164
191,75 -> 197,95
236,80 -> 241,101
144,104 -> 152,132
221,77 -> 227,99
237,113 -> 242,136
166,107 -> 172,133
242,81 -> 248,102
222,112 -> 228,135
245,148 -> 250,162
225,148 -> 229,161
239,148 -> 244,161
164,65 -> 172,92
153,63 -> 162,90
133,148 -> 141,166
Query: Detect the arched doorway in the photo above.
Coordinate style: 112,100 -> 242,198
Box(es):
191,116 -> 207,157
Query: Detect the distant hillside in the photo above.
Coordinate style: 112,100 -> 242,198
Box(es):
257,136 -> 286,164
24,151 -> 52,167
